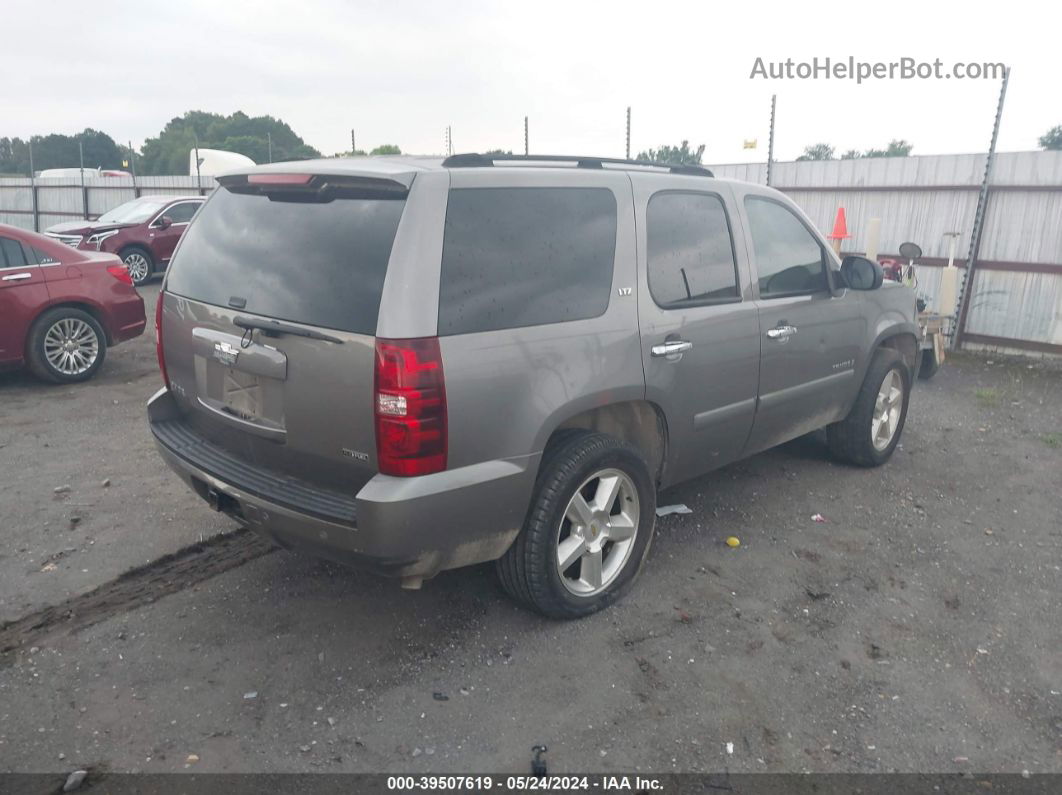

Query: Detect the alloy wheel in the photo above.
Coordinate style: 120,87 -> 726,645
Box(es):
871,369 -> 904,451
556,468 -> 640,596
43,318 -> 100,376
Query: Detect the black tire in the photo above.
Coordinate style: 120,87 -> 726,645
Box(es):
26,307 -> 107,384
120,245 -> 154,286
917,348 -> 940,380
497,432 -> 657,619
826,348 -> 911,467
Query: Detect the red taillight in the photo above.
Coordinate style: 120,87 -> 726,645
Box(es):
155,292 -> 170,389
374,338 -> 447,477
106,264 -> 133,285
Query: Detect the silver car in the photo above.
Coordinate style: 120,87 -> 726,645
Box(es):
148,153 -> 919,618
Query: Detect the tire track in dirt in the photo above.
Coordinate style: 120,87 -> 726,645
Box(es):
0,528 -> 275,658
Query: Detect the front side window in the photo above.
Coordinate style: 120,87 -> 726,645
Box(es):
647,191 -> 739,308
163,202 -> 200,224
745,197 -> 828,298
439,187 -> 617,335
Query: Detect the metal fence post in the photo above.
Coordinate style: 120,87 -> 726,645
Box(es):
953,68 -> 1010,350
79,141 -> 89,219
29,141 -> 39,232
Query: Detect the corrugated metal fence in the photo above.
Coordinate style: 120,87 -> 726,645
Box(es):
2,153 -> 1060,354
0,175 -> 214,232
708,151 -> 1062,355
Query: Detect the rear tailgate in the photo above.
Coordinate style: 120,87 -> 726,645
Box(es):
157,172 -> 409,498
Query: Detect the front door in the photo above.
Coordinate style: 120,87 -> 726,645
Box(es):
150,200 -> 201,264
0,236 -> 49,364
738,194 -> 864,454
636,180 -> 761,485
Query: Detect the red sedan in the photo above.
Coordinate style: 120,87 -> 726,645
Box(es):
0,223 -> 146,383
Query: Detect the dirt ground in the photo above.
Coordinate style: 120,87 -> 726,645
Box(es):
1,283 -> 1060,777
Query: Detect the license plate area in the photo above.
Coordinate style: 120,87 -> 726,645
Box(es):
222,367 -> 262,422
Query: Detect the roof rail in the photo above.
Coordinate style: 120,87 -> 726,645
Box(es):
441,153 -> 714,178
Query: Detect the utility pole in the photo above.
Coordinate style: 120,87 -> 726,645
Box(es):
78,140 -> 88,219
128,140 -> 140,198
766,94 -> 777,187
29,140 -> 39,232
193,133 -> 202,194
625,106 -> 631,160
267,132 -> 273,163
953,68 -> 1010,350
524,116 -> 529,156
351,128 -> 356,155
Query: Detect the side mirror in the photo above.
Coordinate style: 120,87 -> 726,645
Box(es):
898,241 -> 922,260
155,215 -> 172,230
841,255 -> 884,290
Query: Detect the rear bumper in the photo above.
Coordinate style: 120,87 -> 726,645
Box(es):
147,388 -> 538,580
109,292 -> 147,344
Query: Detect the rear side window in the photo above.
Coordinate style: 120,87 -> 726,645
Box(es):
439,187 -> 617,335
647,192 -> 740,307
166,187 -> 405,334
744,197 -> 828,297
0,237 -> 28,268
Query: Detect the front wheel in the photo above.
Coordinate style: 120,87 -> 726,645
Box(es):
827,349 -> 911,467
497,432 -> 656,619
120,246 -> 154,286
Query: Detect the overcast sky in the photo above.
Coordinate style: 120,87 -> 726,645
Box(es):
4,0 -> 1058,165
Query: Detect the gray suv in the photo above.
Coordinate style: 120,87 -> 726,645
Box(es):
148,154 -> 919,618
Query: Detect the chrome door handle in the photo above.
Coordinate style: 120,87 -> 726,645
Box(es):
651,340 -> 693,357
766,325 -> 797,340
1,272 -> 32,281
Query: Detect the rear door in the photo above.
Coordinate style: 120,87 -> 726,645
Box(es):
736,191 -> 864,454
159,173 -> 411,495
0,236 -> 49,364
635,178 -> 761,484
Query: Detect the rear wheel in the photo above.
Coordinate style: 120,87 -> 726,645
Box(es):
497,432 -> 656,619
827,348 -> 911,467
120,246 -> 154,286
26,308 -> 107,384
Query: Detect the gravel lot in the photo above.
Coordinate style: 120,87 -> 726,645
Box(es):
1,283 -> 1060,776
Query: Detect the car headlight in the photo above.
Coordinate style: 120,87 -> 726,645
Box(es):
86,230 -> 120,250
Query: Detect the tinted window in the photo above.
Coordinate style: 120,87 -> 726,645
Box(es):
745,197 -> 828,297
647,192 -> 739,307
0,237 -> 28,268
439,188 -> 616,335
166,187 -> 405,334
164,202 -> 200,224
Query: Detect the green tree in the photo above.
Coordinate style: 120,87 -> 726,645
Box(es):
636,140 -> 705,165
862,139 -> 913,158
139,111 -> 321,174
840,149 -> 861,160
1039,126 -> 1062,150
0,129 -> 122,174
796,143 -> 835,161
369,144 -> 402,155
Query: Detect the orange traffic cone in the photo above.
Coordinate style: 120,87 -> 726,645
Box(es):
827,207 -> 849,254
828,207 -> 850,241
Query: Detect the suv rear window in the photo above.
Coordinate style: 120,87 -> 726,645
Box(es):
166,186 -> 405,335
438,187 -> 617,335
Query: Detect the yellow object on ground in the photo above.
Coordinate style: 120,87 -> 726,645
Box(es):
725,536 -> 740,548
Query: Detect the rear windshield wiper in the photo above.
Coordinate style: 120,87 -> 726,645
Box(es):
233,316 -> 344,344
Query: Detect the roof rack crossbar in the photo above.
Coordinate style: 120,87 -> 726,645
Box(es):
441,153 -> 713,178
